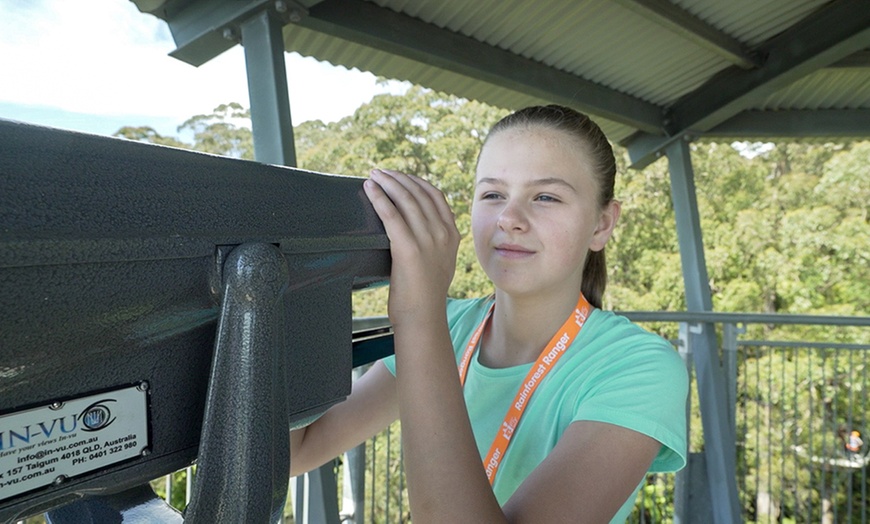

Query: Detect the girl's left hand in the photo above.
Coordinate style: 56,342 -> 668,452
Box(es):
363,168 -> 459,327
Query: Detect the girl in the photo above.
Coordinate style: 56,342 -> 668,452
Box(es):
291,105 -> 688,523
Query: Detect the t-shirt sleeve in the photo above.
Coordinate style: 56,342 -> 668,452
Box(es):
571,335 -> 689,473
381,352 -> 397,375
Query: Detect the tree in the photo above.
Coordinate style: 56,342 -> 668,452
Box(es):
115,103 -> 254,159
177,102 -> 254,159
114,125 -> 189,149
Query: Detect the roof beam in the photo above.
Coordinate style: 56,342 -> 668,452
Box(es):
829,49 -> 870,68
613,0 -> 760,69
707,109 -> 870,138
132,0 -> 322,66
625,0 -> 870,168
150,0 -> 271,66
294,0 -> 664,134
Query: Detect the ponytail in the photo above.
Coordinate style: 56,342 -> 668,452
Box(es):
581,249 -> 607,309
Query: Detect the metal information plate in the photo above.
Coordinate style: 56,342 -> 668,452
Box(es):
0,384 -> 149,501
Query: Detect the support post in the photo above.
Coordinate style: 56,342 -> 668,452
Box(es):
305,461 -> 342,524
241,6 -> 297,166
185,242 -> 291,524
342,445 -> 367,523
292,461 -> 342,524
241,7 -> 343,522
665,139 -> 742,523
241,8 -> 335,523
341,365 -> 369,523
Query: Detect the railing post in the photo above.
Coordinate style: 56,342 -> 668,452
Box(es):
341,365 -> 369,523
666,139 -> 742,523
722,323 -> 745,432
305,461 -> 342,524
673,322 -> 693,524
291,462 -> 341,524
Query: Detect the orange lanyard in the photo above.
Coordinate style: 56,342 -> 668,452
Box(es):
458,293 -> 593,485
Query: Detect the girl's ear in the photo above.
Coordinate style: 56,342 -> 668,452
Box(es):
589,200 -> 621,252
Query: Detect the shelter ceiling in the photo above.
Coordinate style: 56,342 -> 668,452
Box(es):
135,0 -> 870,166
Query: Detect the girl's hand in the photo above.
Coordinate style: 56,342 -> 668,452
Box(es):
363,168 -> 459,326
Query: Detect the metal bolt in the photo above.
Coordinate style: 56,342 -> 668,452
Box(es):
275,0 -> 288,12
141,448 -> 151,457
288,8 -> 304,23
138,381 -> 150,392
222,27 -> 237,41
49,401 -> 64,410
54,475 -> 67,485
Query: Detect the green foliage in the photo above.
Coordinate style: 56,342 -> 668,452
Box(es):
114,125 -> 189,149
115,102 -> 254,159
630,475 -> 677,523
691,141 -> 869,317
177,102 -> 255,159
149,467 -> 193,512
362,421 -> 409,523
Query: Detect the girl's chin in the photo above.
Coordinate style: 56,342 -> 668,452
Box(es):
487,275 -> 543,296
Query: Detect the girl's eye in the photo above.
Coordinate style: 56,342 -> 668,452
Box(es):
480,192 -> 503,200
535,194 -> 560,203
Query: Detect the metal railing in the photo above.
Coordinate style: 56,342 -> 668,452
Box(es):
132,311 -> 869,523
291,311 -> 869,524
733,339 -> 869,523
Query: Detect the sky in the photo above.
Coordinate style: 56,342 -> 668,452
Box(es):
0,0 -> 408,139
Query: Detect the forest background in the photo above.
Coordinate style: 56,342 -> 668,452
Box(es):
115,86 -> 868,522
118,86 -> 868,322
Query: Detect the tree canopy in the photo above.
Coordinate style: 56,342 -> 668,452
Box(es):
115,88 -> 868,322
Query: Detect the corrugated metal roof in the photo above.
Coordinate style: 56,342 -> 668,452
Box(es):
138,0 -> 870,156
675,0 -> 829,45
364,0 -> 737,105
761,69 -> 870,109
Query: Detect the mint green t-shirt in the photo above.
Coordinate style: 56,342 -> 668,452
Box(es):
382,296 -> 688,522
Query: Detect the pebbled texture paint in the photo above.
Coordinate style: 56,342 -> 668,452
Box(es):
0,120 -> 390,522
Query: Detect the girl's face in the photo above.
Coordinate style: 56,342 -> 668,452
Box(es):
471,126 -> 619,299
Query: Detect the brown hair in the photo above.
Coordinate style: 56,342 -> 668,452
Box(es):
480,105 -> 617,308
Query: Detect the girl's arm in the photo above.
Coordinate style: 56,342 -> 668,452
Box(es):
364,168 -> 663,523
503,421 -> 661,522
364,168 -> 503,520
289,360 -> 398,477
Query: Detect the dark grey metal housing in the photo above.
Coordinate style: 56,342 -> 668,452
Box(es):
0,119 -> 389,522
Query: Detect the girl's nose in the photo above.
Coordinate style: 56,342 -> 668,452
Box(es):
497,202 -> 529,231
